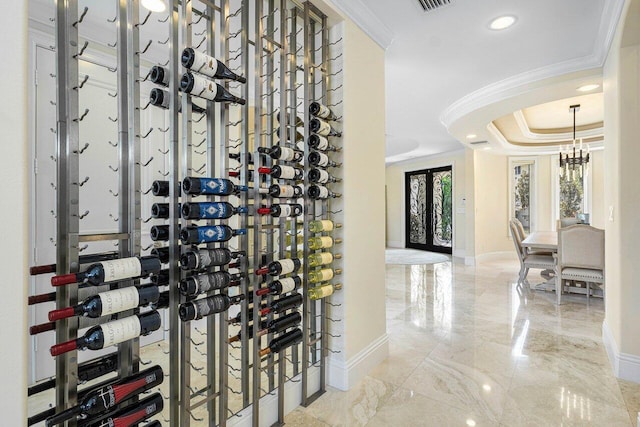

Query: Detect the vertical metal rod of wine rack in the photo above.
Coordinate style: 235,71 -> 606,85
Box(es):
252,0 -> 265,425
54,0 -> 79,419
168,0 -> 182,424
180,1 -> 193,425
218,0 -> 230,425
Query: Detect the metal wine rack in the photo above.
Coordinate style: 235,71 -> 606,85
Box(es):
27,0 -> 344,426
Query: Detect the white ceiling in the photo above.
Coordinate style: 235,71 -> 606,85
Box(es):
332,0 -> 623,163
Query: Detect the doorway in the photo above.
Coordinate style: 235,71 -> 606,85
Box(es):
405,166 -> 453,253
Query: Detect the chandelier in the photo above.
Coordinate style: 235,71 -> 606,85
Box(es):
559,104 -> 590,178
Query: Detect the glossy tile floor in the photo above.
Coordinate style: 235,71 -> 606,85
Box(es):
285,257 -> 640,426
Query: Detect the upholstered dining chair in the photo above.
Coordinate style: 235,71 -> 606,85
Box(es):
509,220 -> 555,288
512,218 -> 551,256
558,217 -> 582,229
555,225 -> 605,305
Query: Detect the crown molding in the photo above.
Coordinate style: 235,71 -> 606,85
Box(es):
330,0 -> 394,50
440,0 -> 625,130
512,110 -> 604,141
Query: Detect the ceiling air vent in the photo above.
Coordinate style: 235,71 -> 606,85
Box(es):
469,140 -> 488,145
416,0 -> 452,12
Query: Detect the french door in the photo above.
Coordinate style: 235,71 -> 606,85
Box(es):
405,166 -> 453,253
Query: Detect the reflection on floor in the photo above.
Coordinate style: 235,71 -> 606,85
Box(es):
285,258 -> 640,426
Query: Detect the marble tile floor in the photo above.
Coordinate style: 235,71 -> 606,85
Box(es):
285,258 -> 640,427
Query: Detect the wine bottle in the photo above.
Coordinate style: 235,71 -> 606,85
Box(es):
257,203 -> 303,218
51,256 -> 162,287
151,290 -> 170,310
276,127 -> 304,142
44,365 -> 163,426
50,311 -> 162,356
183,177 -> 248,196
150,269 -> 169,286
178,271 -> 243,297
308,134 -> 340,152
180,71 -> 246,104
309,101 -> 338,121
309,220 -> 341,233
81,392 -> 163,427
229,152 -> 254,163
308,268 -> 342,284
179,294 -> 244,321
48,285 -> 160,321
180,225 -> 247,244
150,65 -> 169,87
310,117 -> 341,137
259,293 -> 303,316
228,170 -> 254,180
151,202 -> 182,219
30,252 -> 120,276
307,251 -> 341,268
255,258 -> 301,276
181,47 -> 247,83
308,151 -> 340,168
150,246 -> 169,264
258,165 -> 303,180
28,353 -> 118,396
181,201 -> 247,220
267,184 -> 303,199
308,184 -> 341,200
180,247 -> 244,270
309,283 -> 343,300
259,328 -> 303,356
255,276 -> 301,296
149,88 -> 206,114
229,311 -> 301,343
257,145 -> 303,162
152,180 -> 181,197
276,111 -> 304,127
150,225 -> 170,242
309,168 -> 340,184
308,236 -> 341,250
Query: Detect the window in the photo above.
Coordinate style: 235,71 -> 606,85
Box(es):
509,158 -> 536,233
555,161 -> 591,225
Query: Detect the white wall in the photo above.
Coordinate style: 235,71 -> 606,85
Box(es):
0,1 -> 28,424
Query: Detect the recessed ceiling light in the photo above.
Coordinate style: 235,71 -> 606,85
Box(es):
142,0 -> 167,12
489,15 -> 517,30
482,146 -> 492,151
577,84 -> 600,92
466,134 -> 477,139
466,419 -> 477,427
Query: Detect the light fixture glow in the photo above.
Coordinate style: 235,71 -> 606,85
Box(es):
483,384 -> 492,392
466,419 -> 477,427
489,15 -> 517,30
577,84 -> 600,92
482,146 -> 492,151
141,0 -> 167,13
466,134 -> 477,139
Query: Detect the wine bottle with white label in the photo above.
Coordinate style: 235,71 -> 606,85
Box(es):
180,225 -> 247,244
310,118 -> 341,137
308,236 -> 342,250
179,294 -> 245,321
308,268 -> 342,284
178,271 -> 243,297
255,276 -> 302,296
181,47 -> 247,83
30,251 -> 120,276
149,88 -> 206,114
268,184 -> 303,198
180,71 -> 246,104
308,168 -> 341,184
308,134 -> 340,152
307,252 -> 341,268
309,101 -> 338,121
183,177 -> 248,196
255,258 -> 301,276
150,65 -> 169,87
309,283 -> 343,300
49,311 -> 162,356
48,285 -> 160,321
258,165 -> 303,180
180,247 -> 244,270
257,145 -> 303,162
308,220 -> 342,233
257,203 -> 303,218
308,184 -> 342,200
51,256 -> 162,287
308,151 -> 341,168
181,202 -> 248,220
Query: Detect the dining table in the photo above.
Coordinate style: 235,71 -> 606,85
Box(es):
521,231 -> 557,291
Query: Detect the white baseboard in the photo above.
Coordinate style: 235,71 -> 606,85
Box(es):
386,241 -> 403,248
327,333 -> 389,391
474,251 -> 518,264
453,249 -> 466,259
464,256 -> 476,266
602,320 -> 640,383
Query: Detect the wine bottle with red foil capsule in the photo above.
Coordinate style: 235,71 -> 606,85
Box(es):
81,392 -> 163,427
180,247 -> 244,270
183,177 -> 248,196
43,365 -> 163,426
181,48 -> 247,83
151,246 -> 169,264
179,294 -> 245,321
310,117 -> 341,137
48,285 -> 160,321
259,293 -> 303,316
308,168 -> 340,184
150,225 -> 170,242
309,101 -> 338,121
308,151 -> 341,168
50,256 -> 162,287
29,252 -> 120,276
268,184 -> 303,198
180,225 -> 247,244
149,88 -> 206,114
228,170 -> 254,180
229,311 -> 301,343
180,71 -> 246,104
255,276 -> 302,296
257,204 -> 303,218
50,311 -> 162,357
259,328 -> 303,356
258,165 -> 303,181
181,201 -> 247,220
257,145 -> 303,162
308,184 -> 341,200
178,271 -> 243,297
151,180 -> 181,197
255,258 -> 301,276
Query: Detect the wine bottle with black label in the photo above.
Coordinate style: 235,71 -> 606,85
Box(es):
178,271 -> 243,297
80,392 -> 163,427
179,294 -> 245,321
181,201 -> 247,220
183,177 -> 248,196
51,256 -> 162,287
180,247 -> 244,270
180,225 -> 247,244
180,72 -> 246,104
